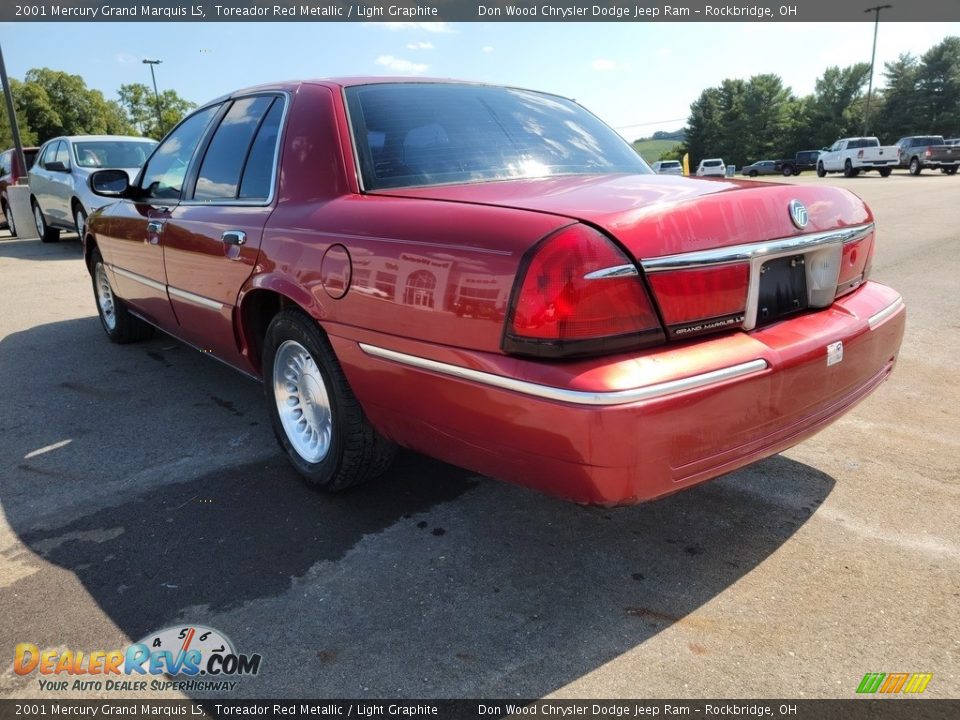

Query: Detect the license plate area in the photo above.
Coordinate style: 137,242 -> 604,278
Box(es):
757,254 -> 808,326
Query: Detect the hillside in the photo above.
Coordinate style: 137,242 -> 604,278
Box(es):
631,138 -> 682,164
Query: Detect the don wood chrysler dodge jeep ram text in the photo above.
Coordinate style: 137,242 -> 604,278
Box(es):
82,79 -> 906,505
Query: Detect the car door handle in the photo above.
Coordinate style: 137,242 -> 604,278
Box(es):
221,230 -> 246,246
146,221 -> 164,234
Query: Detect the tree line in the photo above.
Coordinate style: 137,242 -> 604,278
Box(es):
0,67 -> 195,149
677,36 -> 960,167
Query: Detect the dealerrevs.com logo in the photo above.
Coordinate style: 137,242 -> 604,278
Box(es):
14,625 -> 262,693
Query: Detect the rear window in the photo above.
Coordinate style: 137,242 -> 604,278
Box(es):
660,161 -> 680,168
703,160 -> 723,167
346,83 -> 649,190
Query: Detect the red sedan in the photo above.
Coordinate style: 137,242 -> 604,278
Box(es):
83,79 -> 905,505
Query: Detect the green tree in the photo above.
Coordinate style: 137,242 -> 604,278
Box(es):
807,63 -> 871,146
0,78 -> 39,148
118,83 -> 195,140
16,68 -> 134,142
916,36 -> 960,136
873,54 -> 921,141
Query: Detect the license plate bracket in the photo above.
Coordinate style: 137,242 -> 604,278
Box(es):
757,255 -> 808,326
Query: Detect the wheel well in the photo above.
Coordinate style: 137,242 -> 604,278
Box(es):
84,238 -> 98,274
240,289 -> 291,374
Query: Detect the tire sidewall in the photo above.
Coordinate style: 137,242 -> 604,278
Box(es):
91,250 -> 121,340
263,312 -> 346,486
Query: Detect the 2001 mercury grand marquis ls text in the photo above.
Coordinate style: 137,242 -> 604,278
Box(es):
82,79 -> 906,505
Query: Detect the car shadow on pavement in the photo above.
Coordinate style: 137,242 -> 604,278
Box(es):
0,235 -> 82,261
0,318 -> 835,699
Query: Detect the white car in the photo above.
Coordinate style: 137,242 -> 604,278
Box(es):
696,158 -> 725,177
28,135 -> 157,242
651,160 -> 682,176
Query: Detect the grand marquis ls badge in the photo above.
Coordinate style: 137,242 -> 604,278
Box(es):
788,199 -> 808,229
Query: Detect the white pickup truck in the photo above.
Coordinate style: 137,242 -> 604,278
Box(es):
816,137 -> 898,178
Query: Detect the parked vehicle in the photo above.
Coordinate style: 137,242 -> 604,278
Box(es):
82,79 -> 905,505
817,137 -> 897,177
945,139 -> 960,147
774,150 -> 821,177
894,136 -> 959,175
696,158 -> 725,177
652,160 -> 682,176
740,160 -> 777,177
28,135 -> 157,242
0,146 -> 39,236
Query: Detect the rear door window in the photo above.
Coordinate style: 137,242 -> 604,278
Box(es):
194,95 -> 275,201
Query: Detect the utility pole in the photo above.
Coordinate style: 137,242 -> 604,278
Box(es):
0,41 -> 28,185
863,4 -> 892,135
142,59 -> 164,136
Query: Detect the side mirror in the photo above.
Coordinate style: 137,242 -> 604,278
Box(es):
90,169 -> 130,197
45,161 -> 68,172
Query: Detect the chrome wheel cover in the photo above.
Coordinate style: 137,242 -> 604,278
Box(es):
33,205 -> 45,235
94,263 -> 117,331
273,340 -> 332,463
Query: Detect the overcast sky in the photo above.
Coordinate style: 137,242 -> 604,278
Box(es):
2,21 -> 958,138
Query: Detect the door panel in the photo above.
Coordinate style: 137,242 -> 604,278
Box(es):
162,206 -> 269,367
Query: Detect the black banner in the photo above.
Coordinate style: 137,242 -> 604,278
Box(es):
2,0 -> 960,23
0,700 -> 958,720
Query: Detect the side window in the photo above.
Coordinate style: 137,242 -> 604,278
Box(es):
239,99 -> 284,200
140,105 -> 220,200
194,96 -> 274,201
54,141 -> 70,167
0,151 -> 9,177
40,141 -> 60,168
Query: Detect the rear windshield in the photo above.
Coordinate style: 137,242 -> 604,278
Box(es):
660,161 -> 680,168
73,140 -> 157,168
847,138 -> 880,149
346,83 -> 649,190
703,160 -> 723,167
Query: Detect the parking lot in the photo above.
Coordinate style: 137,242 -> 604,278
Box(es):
0,172 -> 957,700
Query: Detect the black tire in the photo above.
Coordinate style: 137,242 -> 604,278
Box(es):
817,162 -> 826,178
32,199 -> 60,243
793,168 -> 801,176
749,170 -> 758,177
879,167 -> 892,178
909,157 -> 922,176
263,309 -> 396,491
2,200 -> 15,237
946,167 -> 958,176
843,160 -> 856,178
73,203 -> 87,238
782,166 -> 793,177
90,249 -> 155,343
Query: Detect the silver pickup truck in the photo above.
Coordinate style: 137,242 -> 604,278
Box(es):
816,137 -> 898,178
895,136 -> 960,175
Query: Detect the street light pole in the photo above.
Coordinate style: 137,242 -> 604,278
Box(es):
863,4 -> 892,135
142,59 -> 164,136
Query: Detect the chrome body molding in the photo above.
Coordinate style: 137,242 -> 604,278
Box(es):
640,223 -> 874,273
868,296 -> 905,330
109,265 -> 224,312
583,264 -> 639,280
358,343 -> 769,407
168,286 -> 225,312
110,265 -> 166,293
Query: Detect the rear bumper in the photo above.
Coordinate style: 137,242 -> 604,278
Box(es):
331,281 -> 905,505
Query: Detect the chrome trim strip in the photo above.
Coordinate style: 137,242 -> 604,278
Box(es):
359,343 -> 768,407
640,223 -> 874,273
584,264 -> 639,280
168,286 -> 224,312
868,296 -> 904,330
110,265 -> 166,294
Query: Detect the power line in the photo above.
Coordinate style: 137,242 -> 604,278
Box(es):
613,117 -> 687,130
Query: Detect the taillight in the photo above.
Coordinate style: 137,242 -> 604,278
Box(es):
836,232 -> 875,297
924,148 -> 932,158
502,225 -> 665,358
647,263 -> 749,338
857,149 -> 864,159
